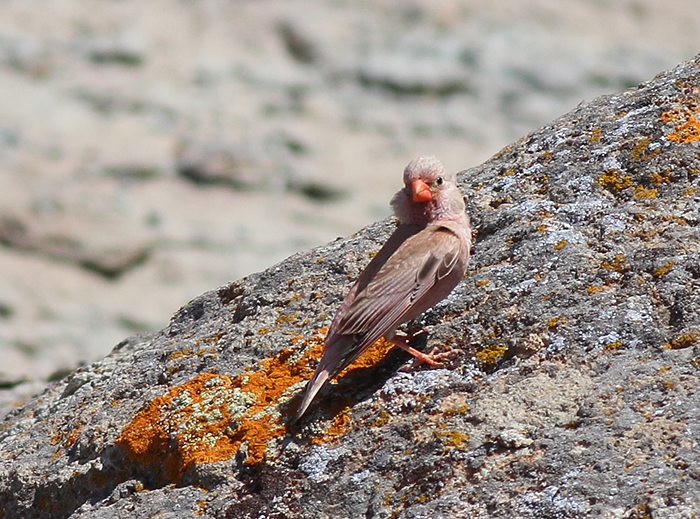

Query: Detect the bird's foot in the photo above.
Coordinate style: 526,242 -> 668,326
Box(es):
398,346 -> 460,371
388,333 -> 458,370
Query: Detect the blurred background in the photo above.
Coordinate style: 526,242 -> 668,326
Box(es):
0,0 -> 698,387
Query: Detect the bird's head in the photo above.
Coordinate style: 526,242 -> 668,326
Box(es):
402,155 -> 452,203
392,155 -> 464,225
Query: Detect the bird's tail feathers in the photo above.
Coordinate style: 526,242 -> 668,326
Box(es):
290,334 -> 361,424
290,368 -> 330,424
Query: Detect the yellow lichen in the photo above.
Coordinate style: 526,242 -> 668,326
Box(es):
602,254 -> 626,272
663,331 -> 698,350
276,312 -> 298,324
589,127 -> 602,142
169,348 -> 193,360
434,429 -> 469,448
475,344 -> 508,366
553,240 -> 567,250
443,404 -> 469,417
653,261 -> 675,279
604,339 -> 623,352
650,170 -> 673,185
630,137 -> 651,161
372,409 -> 391,427
632,185 -> 657,200
595,170 -> 633,194
547,315 -> 566,328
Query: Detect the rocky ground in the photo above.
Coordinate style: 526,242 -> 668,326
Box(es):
0,0 -> 698,402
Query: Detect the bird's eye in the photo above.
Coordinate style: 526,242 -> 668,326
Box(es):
436,177 -> 444,185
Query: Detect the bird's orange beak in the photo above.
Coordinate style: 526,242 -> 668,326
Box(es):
411,179 -> 433,202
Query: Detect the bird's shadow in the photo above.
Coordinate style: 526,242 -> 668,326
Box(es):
286,331 -> 428,430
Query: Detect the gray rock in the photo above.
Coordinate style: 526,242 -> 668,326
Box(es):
2,53 -> 700,519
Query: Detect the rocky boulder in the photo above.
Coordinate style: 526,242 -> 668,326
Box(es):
1,53 -> 700,519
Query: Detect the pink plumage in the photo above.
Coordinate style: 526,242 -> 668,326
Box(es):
292,155 -> 472,422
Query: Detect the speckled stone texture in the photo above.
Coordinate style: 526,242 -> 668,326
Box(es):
1,54 -> 700,519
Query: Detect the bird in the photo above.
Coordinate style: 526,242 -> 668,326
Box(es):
292,155 -> 472,423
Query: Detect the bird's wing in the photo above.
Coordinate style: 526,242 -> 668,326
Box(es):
335,224 -> 465,345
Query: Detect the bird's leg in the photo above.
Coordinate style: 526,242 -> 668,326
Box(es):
388,333 -> 454,368
405,327 -> 430,342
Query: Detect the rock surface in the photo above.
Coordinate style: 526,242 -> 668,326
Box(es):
2,52 -> 700,519
1,0 -> 698,383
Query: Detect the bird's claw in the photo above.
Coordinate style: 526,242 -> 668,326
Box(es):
388,332 -> 460,370
399,346 -> 460,371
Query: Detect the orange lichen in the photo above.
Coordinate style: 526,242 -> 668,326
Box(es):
311,404 -> 352,445
669,117 -> 700,142
589,127 -> 602,142
587,285 -> 602,295
661,379 -> 675,391
117,328 -> 403,480
117,372 -> 237,481
337,337 -> 394,376
662,106 -> 700,143
553,240 -> 567,250
65,428 -> 81,448
117,331 -> 326,479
